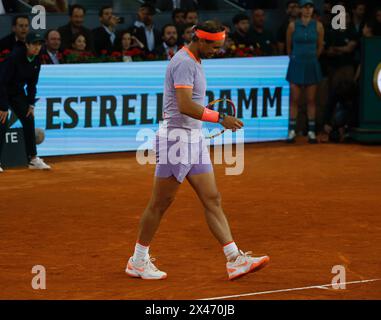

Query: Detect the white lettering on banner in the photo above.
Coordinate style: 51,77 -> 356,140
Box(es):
5,132 -> 18,144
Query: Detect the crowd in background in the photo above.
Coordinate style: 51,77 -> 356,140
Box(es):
0,1 -> 380,64
0,0 -> 381,141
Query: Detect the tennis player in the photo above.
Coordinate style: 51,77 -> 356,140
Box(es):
126,21 -> 269,280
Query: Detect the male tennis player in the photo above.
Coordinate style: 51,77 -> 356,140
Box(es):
126,21 -> 269,280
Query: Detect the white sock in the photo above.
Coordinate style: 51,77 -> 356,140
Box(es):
223,241 -> 240,262
133,242 -> 149,262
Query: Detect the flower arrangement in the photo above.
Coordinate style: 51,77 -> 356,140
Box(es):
0,49 -> 11,63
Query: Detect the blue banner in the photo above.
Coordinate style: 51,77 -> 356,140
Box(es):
12,56 -> 290,156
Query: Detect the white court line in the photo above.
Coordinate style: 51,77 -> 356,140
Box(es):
199,279 -> 381,300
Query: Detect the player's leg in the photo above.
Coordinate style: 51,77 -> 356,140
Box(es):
288,83 -> 302,142
10,96 -> 50,169
137,175 -> 180,245
126,175 -> 180,280
305,84 -> 318,143
186,171 -> 269,280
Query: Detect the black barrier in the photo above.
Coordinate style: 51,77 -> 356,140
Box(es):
0,128 -> 28,168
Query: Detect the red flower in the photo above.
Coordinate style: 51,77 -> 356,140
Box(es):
111,51 -> 122,57
63,49 -> 71,55
0,58 -> 4,62
1,49 -> 10,54
100,49 -> 108,55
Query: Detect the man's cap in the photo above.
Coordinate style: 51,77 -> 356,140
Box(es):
299,0 -> 314,7
26,32 -> 45,44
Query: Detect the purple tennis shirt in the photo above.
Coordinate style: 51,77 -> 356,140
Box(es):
158,47 -> 207,142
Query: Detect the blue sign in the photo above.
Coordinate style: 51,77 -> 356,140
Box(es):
13,56 -> 290,156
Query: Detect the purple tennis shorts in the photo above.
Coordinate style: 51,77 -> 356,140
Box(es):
154,135 -> 213,183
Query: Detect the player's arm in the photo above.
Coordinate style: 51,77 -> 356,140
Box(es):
175,87 -> 243,130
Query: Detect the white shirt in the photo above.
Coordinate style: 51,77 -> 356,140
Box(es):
134,21 -> 155,52
47,50 -> 60,64
103,25 -> 116,45
0,0 -> 6,14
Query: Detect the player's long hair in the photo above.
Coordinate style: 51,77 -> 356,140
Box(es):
192,20 -> 225,43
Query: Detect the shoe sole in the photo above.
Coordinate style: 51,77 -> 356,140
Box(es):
229,256 -> 270,281
125,267 -> 167,280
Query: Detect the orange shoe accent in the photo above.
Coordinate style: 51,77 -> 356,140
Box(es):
229,256 -> 270,281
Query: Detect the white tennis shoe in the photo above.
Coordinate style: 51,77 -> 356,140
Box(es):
227,250 -> 270,280
126,256 -> 167,280
29,157 -> 51,170
0,165 -> 3,173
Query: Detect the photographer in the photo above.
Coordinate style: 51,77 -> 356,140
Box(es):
0,33 -> 51,172
92,5 -> 123,56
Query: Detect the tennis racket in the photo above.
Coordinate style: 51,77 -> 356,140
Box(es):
204,98 -> 237,139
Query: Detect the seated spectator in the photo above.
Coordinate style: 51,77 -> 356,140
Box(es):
115,30 -> 145,62
129,3 -> 161,53
0,15 -> 29,52
156,0 -> 196,11
351,0 -> 367,37
231,13 -> 253,47
58,4 -> 93,52
180,23 -> 194,45
172,8 -> 186,26
63,33 -> 93,63
277,0 -> 300,55
40,29 -> 64,64
155,24 -> 179,60
92,5 -> 121,55
184,9 -> 199,25
251,8 -> 277,56
25,0 -> 67,12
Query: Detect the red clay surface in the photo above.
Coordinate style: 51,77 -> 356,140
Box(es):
1,140 -> 380,300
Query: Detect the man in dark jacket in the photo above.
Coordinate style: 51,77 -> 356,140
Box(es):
0,15 -> 29,52
154,24 -> 179,60
92,5 -> 120,55
129,3 -> 161,54
57,4 -> 93,52
0,33 -> 51,172
40,29 -> 64,65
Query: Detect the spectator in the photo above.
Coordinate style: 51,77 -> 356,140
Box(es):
156,0 -> 196,11
0,15 -> 29,52
286,0 -> 324,143
351,1 -> 367,36
180,23 -> 194,45
62,33 -> 94,63
130,3 -> 161,53
231,13 -> 253,47
277,0 -> 300,55
251,8 -> 277,56
324,11 -> 357,81
57,4 -> 94,51
184,9 -> 199,25
40,29 -> 64,64
92,5 -> 121,55
155,24 -> 179,60
114,30 -> 145,62
172,8 -> 186,26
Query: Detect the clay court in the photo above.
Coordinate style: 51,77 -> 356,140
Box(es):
1,140 -> 380,300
